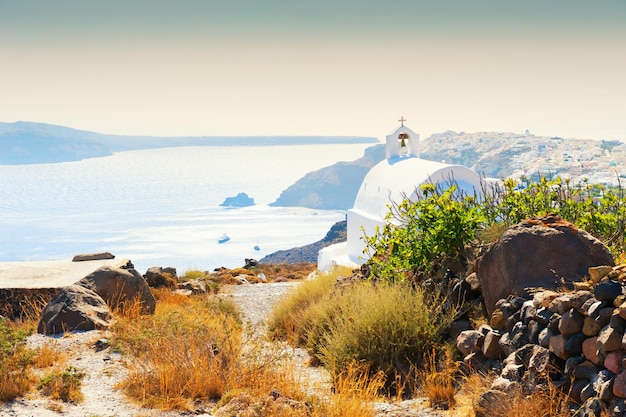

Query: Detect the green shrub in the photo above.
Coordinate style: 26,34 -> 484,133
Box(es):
364,177 -> 626,286
270,276 -> 456,394
181,269 -> 207,281
364,182 -> 485,283
483,177 -> 626,253
316,283 -> 455,393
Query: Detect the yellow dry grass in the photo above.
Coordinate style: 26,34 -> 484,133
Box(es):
37,365 -> 84,403
314,361 -> 385,417
32,343 -> 67,369
419,349 -> 459,409
457,372 -> 576,417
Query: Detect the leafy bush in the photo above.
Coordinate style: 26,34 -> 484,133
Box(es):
364,182 -> 485,283
482,176 -> 626,251
364,177 -> 626,287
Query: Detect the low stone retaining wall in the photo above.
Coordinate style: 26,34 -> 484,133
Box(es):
458,265 -> 626,415
0,287 -> 58,319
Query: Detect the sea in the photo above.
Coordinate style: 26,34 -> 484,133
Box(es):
0,144 -> 372,273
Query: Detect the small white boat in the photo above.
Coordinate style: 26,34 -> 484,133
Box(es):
218,233 -> 230,244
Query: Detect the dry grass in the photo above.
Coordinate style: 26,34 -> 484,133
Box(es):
211,262 -> 318,285
37,365 -> 84,403
458,372 -> 575,417
267,267 -> 341,343
0,318 -> 37,402
254,262 -> 318,281
150,286 -> 192,304
112,285 -> 388,416
32,343 -> 67,369
0,293 -> 49,323
418,349 -> 459,409
314,361 -> 385,417
181,269 -> 207,280
112,293 -> 298,410
0,352 -> 36,402
269,266 -> 458,398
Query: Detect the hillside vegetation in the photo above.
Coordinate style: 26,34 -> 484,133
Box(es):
268,176 -> 626,414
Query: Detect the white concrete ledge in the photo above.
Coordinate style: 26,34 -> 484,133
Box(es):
0,259 -> 130,289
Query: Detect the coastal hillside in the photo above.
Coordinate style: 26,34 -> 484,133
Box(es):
0,122 -> 113,164
0,121 -> 378,165
274,131 -> 626,210
270,144 -> 386,209
259,220 -> 347,263
420,131 -> 625,182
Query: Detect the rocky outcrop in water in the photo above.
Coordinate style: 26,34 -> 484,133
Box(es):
220,192 -> 255,207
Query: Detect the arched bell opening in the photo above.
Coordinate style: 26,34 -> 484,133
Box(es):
398,132 -> 410,155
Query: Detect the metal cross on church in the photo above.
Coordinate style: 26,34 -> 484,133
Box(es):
398,116 -> 406,126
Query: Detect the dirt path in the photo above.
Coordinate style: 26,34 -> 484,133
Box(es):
221,281 -> 301,327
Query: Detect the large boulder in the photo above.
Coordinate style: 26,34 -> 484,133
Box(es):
38,285 -> 112,334
72,252 -> 115,262
144,266 -> 177,289
477,216 -> 614,314
78,265 -> 156,314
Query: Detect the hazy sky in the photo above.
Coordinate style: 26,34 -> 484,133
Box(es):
1,1 -> 625,140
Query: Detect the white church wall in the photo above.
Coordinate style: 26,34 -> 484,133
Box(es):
346,207 -> 384,264
318,242 -> 353,271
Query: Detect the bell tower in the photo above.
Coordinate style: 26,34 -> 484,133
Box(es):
385,117 -> 420,160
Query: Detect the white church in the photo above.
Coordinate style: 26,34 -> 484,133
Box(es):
318,119 -> 484,271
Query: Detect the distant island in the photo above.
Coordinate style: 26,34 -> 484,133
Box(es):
0,121 -> 378,165
220,192 -> 255,208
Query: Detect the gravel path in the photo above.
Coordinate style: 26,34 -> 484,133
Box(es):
221,281 -> 301,327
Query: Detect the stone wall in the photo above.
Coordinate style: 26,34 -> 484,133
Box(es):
458,265 -> 626,415
0,288 -> 58,319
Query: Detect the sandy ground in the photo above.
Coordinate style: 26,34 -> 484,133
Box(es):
1,281 -> 451,417
0,259 -> 127,289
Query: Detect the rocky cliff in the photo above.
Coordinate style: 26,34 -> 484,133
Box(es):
270,144 -> 385,210
259,220 -> 347,264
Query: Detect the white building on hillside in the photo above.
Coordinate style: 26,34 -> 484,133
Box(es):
318,120 -> 484,271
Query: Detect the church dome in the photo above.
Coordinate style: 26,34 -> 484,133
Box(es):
353,157 -> 482,222
318,121 -> 484,271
